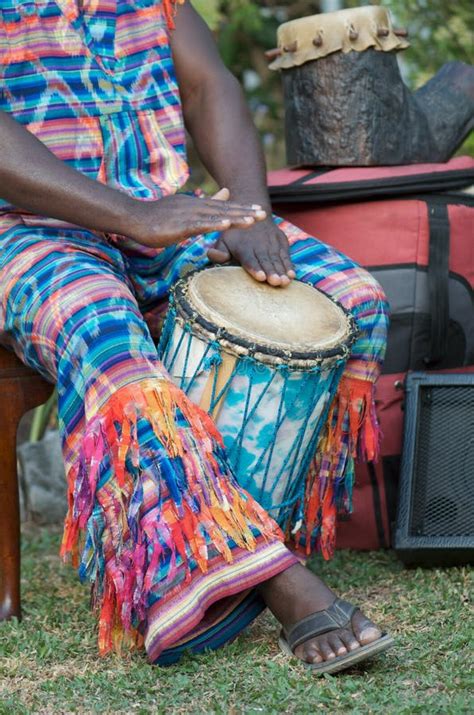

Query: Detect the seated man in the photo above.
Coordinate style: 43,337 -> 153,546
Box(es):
0,0 -> 391,672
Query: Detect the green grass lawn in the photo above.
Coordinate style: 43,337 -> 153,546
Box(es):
0,526 -> 472,714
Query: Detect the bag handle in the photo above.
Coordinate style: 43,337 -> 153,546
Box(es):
425,200 -> 450,365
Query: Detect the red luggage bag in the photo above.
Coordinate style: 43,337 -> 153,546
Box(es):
269,157 -> 474,549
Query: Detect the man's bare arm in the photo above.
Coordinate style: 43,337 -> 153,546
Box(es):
171,4 -> 294,285
0,111 -> 265,246
0,110 -> 136,234
171,3 -> 270,211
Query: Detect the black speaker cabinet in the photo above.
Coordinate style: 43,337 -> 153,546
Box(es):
395,372 -> 474,566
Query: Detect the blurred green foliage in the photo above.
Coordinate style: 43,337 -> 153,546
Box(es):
378,1 -> 473,84
191,0 -> 473,165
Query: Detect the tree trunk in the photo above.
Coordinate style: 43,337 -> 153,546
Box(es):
282,51 -> 474,166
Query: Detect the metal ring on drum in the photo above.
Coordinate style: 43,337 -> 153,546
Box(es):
158,266 -> 358,528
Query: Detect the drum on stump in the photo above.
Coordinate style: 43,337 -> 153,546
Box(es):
158,266 -> 357,530
267,6 -> 474,167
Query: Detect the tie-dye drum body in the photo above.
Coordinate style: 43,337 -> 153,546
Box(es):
158,266 -> 357,529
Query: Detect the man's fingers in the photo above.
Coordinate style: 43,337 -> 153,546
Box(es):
269,232 -> 294,281
178,215 -> 264,241
227,217 -> 257,229
211,187 -> 230,201
275,228 -> 295,276
251,250 -> 284,286
253,243 -> 293,286
188,218 -> 233,236
270,246 -> 291,279
210,189 -> 264,214
236,247 -> 266,282
185,214 -> 260,237
180,192 -> 265,217
207,236 -> 231,263
205,209 -> 265,224
201,199 -> 267,219
193,190 -> 266,219
279,246 -> 295,278
207,246 -> 231,263
203,214 -> 258,230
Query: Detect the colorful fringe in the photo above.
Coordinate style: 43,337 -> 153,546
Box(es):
163,0 -> 186,30
293,375 -> 381,560
60,379 -> 282,655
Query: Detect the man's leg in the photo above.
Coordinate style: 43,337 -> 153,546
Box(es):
0,218 -> 297,664
261,219 -> 389,664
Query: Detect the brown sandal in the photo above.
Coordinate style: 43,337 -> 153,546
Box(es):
279,598 -> 394,675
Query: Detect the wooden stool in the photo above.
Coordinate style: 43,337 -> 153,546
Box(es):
0,346 -> 53,621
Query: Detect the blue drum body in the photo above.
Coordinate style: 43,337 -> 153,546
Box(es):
158,267 -> 356,528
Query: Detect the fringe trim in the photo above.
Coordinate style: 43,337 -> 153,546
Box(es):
60,379 -> 281,656
293,376 -> 381,561
163,0 -> 185,30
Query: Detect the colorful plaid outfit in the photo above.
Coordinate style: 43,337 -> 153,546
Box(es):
0,1 -> 389,663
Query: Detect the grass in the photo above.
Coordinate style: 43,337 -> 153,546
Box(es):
0,526 -> 472,714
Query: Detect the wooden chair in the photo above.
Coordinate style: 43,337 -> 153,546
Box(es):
0,346 -> 53,621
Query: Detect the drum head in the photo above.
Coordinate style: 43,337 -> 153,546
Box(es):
268,6 -> 409,71
174,267 -> 356,367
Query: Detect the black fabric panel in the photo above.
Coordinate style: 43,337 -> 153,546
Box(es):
369,265 -> 472,373
382,313 -> 467,374
368,462 -> 388,548
372,266 -> 474,320
425,201 -> 451,365
382,455 -> 402,540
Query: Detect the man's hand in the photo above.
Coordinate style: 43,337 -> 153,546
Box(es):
207,217 -> 295,287
171,8 -> 295,286
129,188 -> 267,248
0,114 -> 266,247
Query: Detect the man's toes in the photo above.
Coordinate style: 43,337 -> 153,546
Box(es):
317,637 -> 337,661
352,611 -> 382,645
294,643 -> 323,664
359,624 -> 382,645
328,634 -> 348,657
304,643 -> 323,664
340,629 -> 360,652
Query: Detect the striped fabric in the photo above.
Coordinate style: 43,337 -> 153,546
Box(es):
0,1 -> 389,663
0,0 -> 188,204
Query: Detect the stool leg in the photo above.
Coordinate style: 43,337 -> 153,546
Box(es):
0,383 -> 24,621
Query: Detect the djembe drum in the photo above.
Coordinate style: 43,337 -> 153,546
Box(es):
158,266 -> 357,528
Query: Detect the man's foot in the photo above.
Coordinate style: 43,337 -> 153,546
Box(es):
259,562 -> 382,664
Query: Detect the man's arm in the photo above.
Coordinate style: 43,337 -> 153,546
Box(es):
0,111 -> 135,235
171,3 -> 295,286
0,111 -> 264,246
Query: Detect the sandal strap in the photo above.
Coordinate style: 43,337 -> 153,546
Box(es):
286,598 -> 357,653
